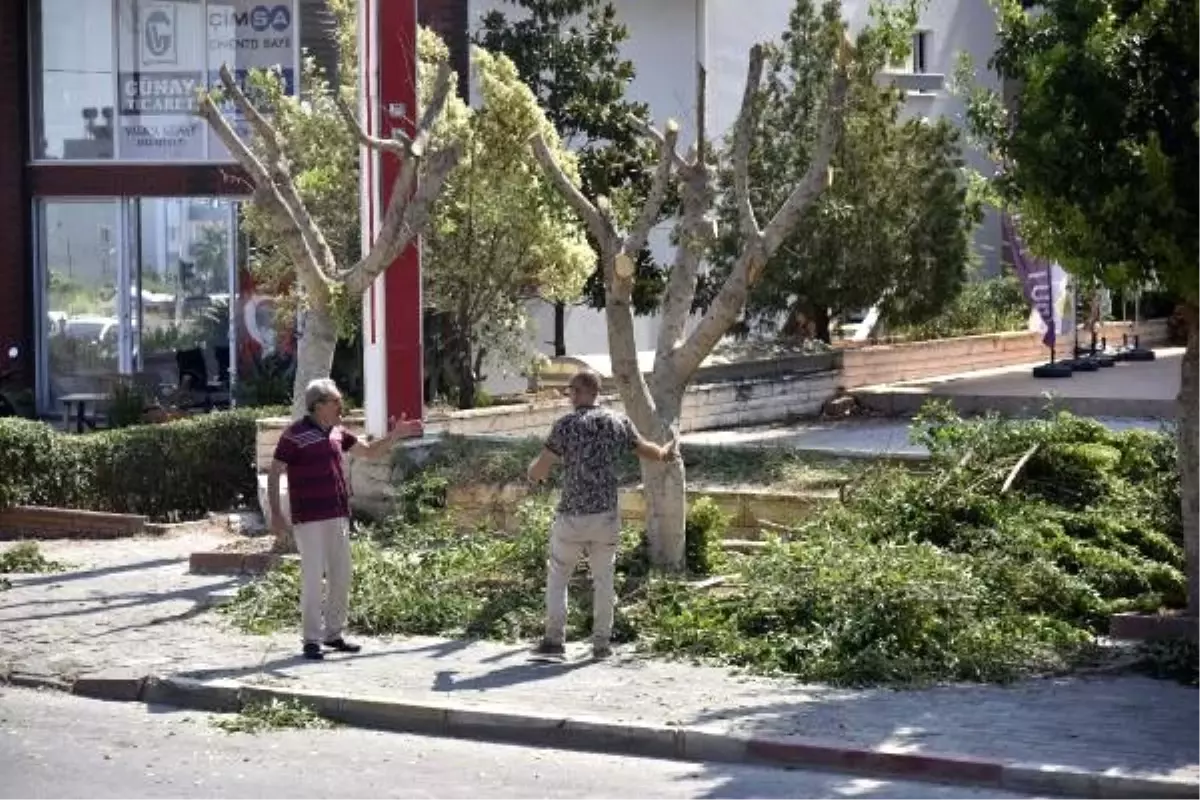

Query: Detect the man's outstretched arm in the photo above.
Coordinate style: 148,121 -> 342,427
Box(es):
527,447 -> 560,483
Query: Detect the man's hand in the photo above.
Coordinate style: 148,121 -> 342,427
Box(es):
387,414 -> 423,441
270,511 -> 289,540
660,437 -> 680,463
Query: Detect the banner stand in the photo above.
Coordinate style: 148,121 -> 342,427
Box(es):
1003,214 -> 1074,379
1116,290 -> 1158,363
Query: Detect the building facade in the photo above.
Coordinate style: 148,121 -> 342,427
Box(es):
0,0 -> 466,415
0,0 -> 1002,407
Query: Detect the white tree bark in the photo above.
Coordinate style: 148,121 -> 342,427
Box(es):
196,61 -> 463,418
532,42 -> 852,571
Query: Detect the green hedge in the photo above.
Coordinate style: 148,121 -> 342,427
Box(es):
0,408 -> 280,521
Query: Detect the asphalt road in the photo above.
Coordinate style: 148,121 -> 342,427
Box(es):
0,687 -> 1032,799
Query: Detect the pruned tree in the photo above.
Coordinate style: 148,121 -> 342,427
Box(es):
195,29 -> 465,418
531,28 -> 861,569
702,0 -> 978,344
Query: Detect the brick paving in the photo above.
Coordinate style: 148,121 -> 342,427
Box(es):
1,532 -> 1196,784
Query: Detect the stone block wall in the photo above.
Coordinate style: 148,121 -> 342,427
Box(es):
421,369 -> 841,440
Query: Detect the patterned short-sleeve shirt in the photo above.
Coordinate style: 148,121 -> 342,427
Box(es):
545,406 -> 638,516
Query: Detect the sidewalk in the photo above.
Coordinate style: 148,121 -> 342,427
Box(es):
2,532 -> 1196,796
681,415 -> 1168,459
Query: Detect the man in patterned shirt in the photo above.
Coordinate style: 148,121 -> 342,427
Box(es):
268,378 -> 420,660
527,370 -> 678,660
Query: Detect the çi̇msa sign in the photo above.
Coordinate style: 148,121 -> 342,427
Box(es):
117,1 -> 299,161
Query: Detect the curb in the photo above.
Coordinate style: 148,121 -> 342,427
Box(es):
5,670 -> 1196,799
188,552 -> 282,575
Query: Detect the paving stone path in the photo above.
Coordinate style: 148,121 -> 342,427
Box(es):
1,533 -> 1195,784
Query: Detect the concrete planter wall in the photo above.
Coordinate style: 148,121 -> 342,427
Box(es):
839,319 -> 1169,390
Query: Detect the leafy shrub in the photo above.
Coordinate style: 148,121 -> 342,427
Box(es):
0,409 -> 267,521
685,496 -> 729,577
106,379 -> 150,429
0,542 -> 67,574
890,273 -> 1030,341
1133,638 -> 1199,686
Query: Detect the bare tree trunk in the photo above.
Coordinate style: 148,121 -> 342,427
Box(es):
290,307 -> 338,419
1179,302 -> 1199,617
554,302 -> 567,357
636,389 -> 687,568
642,457 -> 688,567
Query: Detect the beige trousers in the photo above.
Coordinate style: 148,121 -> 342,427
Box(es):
292,516 -> 352,644
544,510 -> 621,646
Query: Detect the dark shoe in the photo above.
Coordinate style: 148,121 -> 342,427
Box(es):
323,637 -> 362,654
592,642 -> 613,660
302,642 -> 324,660
530,639 -> 566,660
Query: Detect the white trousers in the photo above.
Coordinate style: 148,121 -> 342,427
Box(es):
292,517 -> 352,644
544,510 -> 621,645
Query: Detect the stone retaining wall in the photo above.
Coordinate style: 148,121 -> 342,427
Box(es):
444,484 -> 833,538
255,369 -> 841,470
839,319 -> 1168,389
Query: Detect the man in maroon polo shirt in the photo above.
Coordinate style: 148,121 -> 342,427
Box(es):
268,378 -> 419,660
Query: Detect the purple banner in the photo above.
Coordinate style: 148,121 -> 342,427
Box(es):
1002,214 -> 1055,349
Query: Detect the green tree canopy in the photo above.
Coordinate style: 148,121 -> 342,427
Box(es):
474,0 -> 667,352
960,0 -> 1198,615
421,39 -> 593,407
962,0 -> 1197,303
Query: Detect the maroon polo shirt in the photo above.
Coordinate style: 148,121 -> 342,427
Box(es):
273,416 -> 359,524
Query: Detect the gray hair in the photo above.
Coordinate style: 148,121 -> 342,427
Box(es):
304,378 -> 342,412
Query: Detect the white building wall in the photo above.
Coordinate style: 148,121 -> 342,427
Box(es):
466,0 -> 1001,396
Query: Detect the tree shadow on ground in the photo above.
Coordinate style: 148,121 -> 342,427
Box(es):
6,557 -> 185,590
5,579 -> 239,623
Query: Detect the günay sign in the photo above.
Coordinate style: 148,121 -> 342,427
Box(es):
116,0 -> 298,161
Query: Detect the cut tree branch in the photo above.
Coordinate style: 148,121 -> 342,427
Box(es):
413,61 -> 456,159
732,45 -> 766,240
214,64 -> 338,285
630,114 -> 691,171
345,142 -> 464,295
530,132 -> 615,246
344,62 -> 460,293
762,69 -> 850,253
336,96 -> 409,155
670,61 -> 852,384
626,119 -> 679,257
217,64 -> 284,160
654,163 -> 710,367
196,92 -> 330,306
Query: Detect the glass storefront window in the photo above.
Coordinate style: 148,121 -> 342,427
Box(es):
135,197 -> 235,391
30,0 -> 303,163
32,0 -> 117,160
36,197 -> 240,414
39,200 -> 125,403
